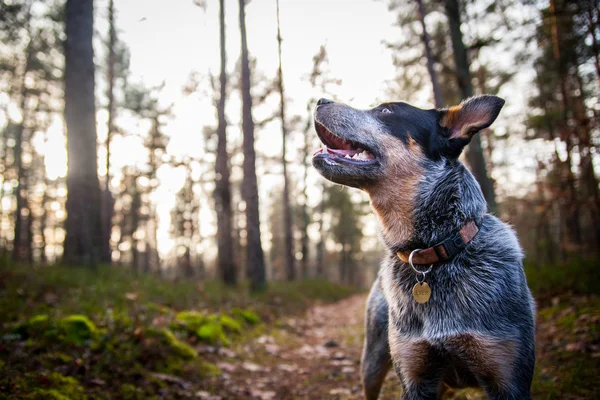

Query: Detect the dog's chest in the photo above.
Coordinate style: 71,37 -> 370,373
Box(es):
379,258 -> 496,338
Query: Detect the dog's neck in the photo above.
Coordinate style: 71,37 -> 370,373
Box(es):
368,160 -> 487,253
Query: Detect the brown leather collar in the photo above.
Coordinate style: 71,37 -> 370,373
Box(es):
397,220 -> 481,265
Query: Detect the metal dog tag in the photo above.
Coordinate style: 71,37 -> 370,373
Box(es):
412,282 -> 431,303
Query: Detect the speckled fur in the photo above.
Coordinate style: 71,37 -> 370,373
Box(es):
313,96 -> 535,400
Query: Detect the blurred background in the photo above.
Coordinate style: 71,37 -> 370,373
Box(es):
0,0 -> 598,399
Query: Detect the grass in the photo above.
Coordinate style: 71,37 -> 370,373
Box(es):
0,261 -> 360,399
524,256 -> 599,299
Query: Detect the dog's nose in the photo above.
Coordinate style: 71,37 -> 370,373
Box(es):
317,98 -> 333,106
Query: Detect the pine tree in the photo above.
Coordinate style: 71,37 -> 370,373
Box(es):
239,0 -> 266,291
214,0 -> 236,285
275,0 -> 295,281
63,0 -> 103,265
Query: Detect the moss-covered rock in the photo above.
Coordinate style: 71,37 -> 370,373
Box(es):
175,311 -> 206,332
145,328 -> 197,359
231,308 -> 260,325
57,315 -> 98,344
15,314 -> 51,339
196,321 -> 228,345
219,314 -> 242,333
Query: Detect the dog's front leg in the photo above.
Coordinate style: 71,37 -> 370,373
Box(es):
361,278 -> 392,400
389,334 -> 445,400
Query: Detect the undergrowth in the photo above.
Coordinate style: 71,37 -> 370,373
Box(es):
0,261 -> 359,399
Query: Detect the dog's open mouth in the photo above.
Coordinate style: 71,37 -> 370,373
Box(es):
313,121 -> 376,165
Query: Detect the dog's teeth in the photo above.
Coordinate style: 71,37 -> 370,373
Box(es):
345,154 -> 351,159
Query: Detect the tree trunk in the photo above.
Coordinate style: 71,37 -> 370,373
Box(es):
415,0 -> 443,108
549,0 -> 582,247
300,113 -> 311,279
215,0 -> 237,285
12,38 -> 33,263
315,192 -> 325,278
444,0 -> 497,213
63,0 -> 103,266
239,0 -> 266,292
276,0 -> 295,281
101,0 -> 116,264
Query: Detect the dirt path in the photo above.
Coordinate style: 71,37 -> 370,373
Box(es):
199,294 -> 599,400
200,294 -> 403,400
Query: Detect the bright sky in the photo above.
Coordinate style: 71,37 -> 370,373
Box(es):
98,0 -> 401,257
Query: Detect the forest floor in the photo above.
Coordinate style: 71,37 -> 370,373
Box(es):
1,261 -> 599,399
202,293 -> 600,400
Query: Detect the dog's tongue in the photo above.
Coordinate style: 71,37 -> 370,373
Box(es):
326,147 -> 362,156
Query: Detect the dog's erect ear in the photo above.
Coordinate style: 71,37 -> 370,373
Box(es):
439,95 -> 504,155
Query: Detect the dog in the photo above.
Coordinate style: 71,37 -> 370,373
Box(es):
312,96 -> 535,400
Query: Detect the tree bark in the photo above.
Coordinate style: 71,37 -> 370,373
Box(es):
12,38 -> 33,263
415,0 -> 443,108
549,0 -> 582,246
276,0 -> 295,281
101,0 -> 116,264
239,0 -> 266,291
444,0 -> 497,213
63,0 -> 103,266
215,0 -> 237,285
315,192 -> 325,278
300,112 -> 311,279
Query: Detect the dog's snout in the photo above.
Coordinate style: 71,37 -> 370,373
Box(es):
317,98 -> 333,106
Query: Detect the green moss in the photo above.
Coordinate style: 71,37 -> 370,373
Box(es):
15,314 -> 51,338
175,310 -> 206,332
219,314 -> 242,333
119,383 -> 142,400
24,373 -> 87,400
231,308 -> 260,325
196,321 -> 228,345
57,315 -> 98,344
145,328 -> 197,359
198,361 -> 220,377
25,389 -> 70,400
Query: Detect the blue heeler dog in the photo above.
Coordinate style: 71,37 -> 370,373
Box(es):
312,96 -> 535,400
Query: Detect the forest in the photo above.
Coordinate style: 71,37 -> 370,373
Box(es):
0,0 -> 598,399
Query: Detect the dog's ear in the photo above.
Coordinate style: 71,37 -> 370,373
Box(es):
438,95 -> 504,157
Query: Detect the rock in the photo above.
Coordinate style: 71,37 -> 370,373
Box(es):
329,388 -> 352,395
242,361 -> 264,372
216,362 -> 237,372
196,391 -> 222,400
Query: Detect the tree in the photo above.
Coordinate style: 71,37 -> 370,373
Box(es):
524,0 -> 600,256
239,0 -> 266,291
444,0 -> 497,212
170,164 -> 202,278
63,0 -> 103,265
415,0 -> 443,107
215,0 -> 236,285
324,188 -> 363,285
101,0 -> 117,264
275,0 -> 295,281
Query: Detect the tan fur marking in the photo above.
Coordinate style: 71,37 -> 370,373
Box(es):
365,135 -> 425,246
446,334 -> 517,390
442,103 -> 497,140
441,105 -> 462,130
389,336 -> 431,384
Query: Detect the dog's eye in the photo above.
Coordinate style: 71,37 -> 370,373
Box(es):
381,107 -> 392,114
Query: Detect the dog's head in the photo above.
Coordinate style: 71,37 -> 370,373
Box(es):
312,95 -> 504,189
312,95 -> 504,245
